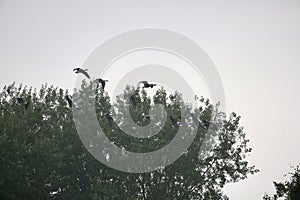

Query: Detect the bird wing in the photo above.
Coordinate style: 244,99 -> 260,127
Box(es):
80,70 -> 90,79
139,81 -> 148,84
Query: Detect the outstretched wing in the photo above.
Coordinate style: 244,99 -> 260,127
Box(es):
79,69 -> 90,79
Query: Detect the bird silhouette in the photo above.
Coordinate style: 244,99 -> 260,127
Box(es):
73,68 -> 90,79
95,78 -> 108,89
65,95 -> 73,108
139,81 -> 157,89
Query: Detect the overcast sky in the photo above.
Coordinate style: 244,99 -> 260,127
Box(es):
1,0 -> 300,199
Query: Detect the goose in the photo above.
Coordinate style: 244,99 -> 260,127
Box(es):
73,68 -> 90,79
139,81 -> 157,89
95,78 -> 108,89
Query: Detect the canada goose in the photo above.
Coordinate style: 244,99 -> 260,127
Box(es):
73,68 -> 90,79
95,78 -> 108,89
139,81 -> 157,89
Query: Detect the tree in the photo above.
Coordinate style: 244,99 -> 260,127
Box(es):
0,82 -> 258,199
263,165 -> 300,200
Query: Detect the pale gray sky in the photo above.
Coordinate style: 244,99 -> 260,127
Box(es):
1,0 -> 300,199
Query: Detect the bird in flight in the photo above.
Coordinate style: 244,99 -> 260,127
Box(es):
73,67 -> 90,79
139,81 -> 157,89
95,78 -> 108,89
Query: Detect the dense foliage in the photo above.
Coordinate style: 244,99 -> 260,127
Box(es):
0,82 -> 258,199
263,165 -> 300,200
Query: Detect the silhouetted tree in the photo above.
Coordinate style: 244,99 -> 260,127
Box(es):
0,82 -> 258,199
263,165 -> 300,200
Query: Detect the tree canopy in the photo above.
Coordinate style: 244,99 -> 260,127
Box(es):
0,82 -> 258,199
263,165 -> 300,200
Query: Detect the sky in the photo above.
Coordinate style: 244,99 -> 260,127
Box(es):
1,0 -> 300,199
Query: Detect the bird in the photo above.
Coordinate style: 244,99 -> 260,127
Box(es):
139,81 -> 157,89
73,67 -> 90,79
95,78 -> 108,89
65,95 -> 73,108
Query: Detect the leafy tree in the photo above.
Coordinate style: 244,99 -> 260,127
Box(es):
0,82 -> 258,199
263,165 -> 300,200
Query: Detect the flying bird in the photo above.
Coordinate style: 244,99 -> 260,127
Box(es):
139,81 -> 157,89
95,78 -> 108,89
73,68 -> 90,79
65,95 -> 73,108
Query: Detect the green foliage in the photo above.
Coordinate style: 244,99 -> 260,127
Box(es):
263,165 -> 300,200
0,82 -> 258,199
